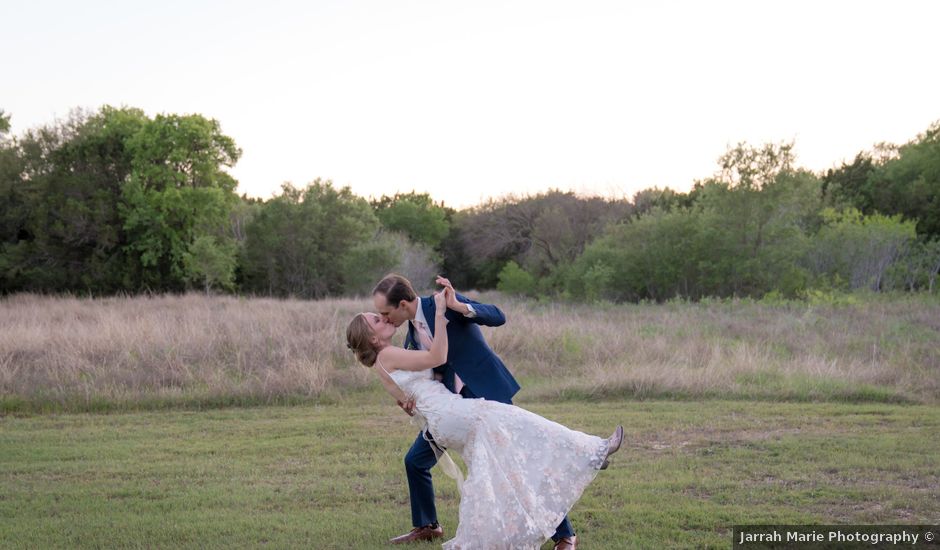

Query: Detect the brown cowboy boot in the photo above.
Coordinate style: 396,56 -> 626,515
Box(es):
600,425 -> 624,470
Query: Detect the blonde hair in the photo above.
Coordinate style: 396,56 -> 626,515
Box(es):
346,313 -> 378,367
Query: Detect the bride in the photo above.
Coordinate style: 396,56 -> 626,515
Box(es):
346,288 -> 624,550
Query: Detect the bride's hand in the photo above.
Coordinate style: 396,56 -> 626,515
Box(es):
436,275 -> 460,309
397,398 -> 416,417
434,290 -> 447,315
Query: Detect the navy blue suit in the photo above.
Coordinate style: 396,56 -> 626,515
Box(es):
402,293 -> 574,540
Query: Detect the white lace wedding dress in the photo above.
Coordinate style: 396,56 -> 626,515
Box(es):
386,367 -> 609,550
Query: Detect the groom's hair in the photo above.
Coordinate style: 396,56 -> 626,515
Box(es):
373,273 -> 416,306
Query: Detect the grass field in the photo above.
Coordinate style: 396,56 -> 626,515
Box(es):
1,293 -> 938,548
2,395 -> 938,549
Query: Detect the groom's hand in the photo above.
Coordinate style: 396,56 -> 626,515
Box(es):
397,398 -> 416,416
435,275 -> 463,311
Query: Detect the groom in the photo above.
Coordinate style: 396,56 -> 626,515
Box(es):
373,273 -> 580,549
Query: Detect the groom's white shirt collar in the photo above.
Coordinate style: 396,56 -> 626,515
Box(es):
412,297 -> 431,350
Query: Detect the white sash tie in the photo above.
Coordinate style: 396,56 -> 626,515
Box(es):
412,411 -> 465,494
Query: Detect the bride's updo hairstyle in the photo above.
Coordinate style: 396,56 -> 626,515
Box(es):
346,313 -> 378,367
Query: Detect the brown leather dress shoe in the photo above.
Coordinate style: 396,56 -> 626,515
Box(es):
554,535 -> 578,549
389,524 -> 444,544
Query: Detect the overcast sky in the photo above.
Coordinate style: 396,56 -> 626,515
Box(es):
5,0 -> 939,208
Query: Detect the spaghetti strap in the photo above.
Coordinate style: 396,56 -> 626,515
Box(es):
375,356 -> 392,376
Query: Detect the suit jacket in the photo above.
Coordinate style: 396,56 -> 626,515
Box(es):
404,293 -> 520,404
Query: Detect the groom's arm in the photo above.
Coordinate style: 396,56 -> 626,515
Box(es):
435,275 -> 506,327
451,292 -> 505,327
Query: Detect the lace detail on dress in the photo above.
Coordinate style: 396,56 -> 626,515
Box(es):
379,364 -> 466,493
385,367 -> 609,550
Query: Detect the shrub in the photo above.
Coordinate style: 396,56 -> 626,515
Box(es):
497,261 -> 536,296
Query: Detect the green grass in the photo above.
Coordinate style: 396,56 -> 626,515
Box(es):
3,393 -> 938,549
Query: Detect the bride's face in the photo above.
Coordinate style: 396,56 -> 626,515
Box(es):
364,312 -> 396,343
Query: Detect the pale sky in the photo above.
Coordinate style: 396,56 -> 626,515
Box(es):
5,0 -> 940,209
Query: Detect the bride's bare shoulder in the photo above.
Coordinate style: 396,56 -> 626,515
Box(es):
377,346 -> 406,371
379,346 -> 433,372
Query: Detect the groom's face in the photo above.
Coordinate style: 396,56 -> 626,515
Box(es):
374,293 -> 409,328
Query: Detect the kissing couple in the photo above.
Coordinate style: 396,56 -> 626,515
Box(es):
346,273 -> 624,549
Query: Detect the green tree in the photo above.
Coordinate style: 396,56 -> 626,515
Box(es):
632,187 -> 688,217
717,141 -> 796,190
240,180 -> 380,298
822,153 -> 876,211
438,215 -> 480,290
120,113 -> 241,291
0,110 -> 10,137
822,121 -> 940,239
567,143 -> 821,301
183,235 -> 236,293
0,107 -> 242,294
692,170 -> 820,297
807,209 -> 917,291
872,122 -> 940,238
888,237 -> 940,292
0,111 -> 22,291
456,190 -> 631,289
341,231 -> 439,295
0,107 -> 149,292
925,239 -> 940,293
496,260 -> 536,296
372,192 -> 450,249
582,261 -> 615,302
568,209 -> 704,301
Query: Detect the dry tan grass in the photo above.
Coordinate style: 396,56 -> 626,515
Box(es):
491,296 -> 940,403
0,293 -> 370,410
1,292 -> 937,412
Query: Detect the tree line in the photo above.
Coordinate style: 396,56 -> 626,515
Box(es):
1,106 -> 938,301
